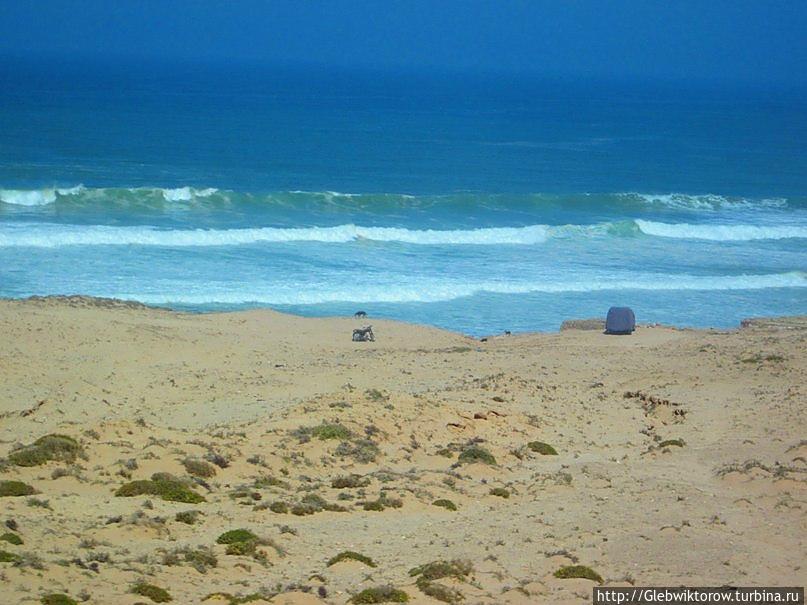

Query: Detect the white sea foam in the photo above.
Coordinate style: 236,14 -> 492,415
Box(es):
160,187 -> 218,201
636,220 -> 807,241
623,192 -> 788,211
104,271 -> 806,306
0,189 -> 57,206
0,223 -> 550,247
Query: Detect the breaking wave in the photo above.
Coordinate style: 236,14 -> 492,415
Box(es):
2,219 -> 805,248
635,220 -> 807,241
106,272 -> 807,306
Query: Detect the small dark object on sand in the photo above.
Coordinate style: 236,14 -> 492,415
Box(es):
504,330 -> 511,336
354,310 -> 367,318
605,307 -> 635,335
479,337 -> 488,342
352,325 -> 375,342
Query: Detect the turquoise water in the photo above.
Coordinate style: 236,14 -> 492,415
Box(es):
1,63 -> 805,334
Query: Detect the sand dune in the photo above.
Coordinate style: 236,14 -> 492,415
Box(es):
0,298 -> 804,604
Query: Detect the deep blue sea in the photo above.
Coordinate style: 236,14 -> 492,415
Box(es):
1,61 -> 805,335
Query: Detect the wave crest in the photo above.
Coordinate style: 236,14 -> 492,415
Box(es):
636,220 -> 807,241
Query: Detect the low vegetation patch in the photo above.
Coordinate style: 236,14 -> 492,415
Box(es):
432,499 -> 457,511
328,550 -> 377,568
658,438 -> 685,448
410,560 -> 473,604
553,565 -> 603,583
351,586 -> 409,603
489,487 -> 510,498
362,493 -> 403,512
39,594 -> 81,605
336,439 -> 380,463
332,474 -> 370,489
131,581 -> 173,602
0,480 -> 36,497
216,529 -> 258,545
175,510 -> 201,525
0,532 -> 22,545
182,458 -> 217,478
8,434 -> 83,467
0,549 -> 21,563
41,594 -> 79,605
527,441 -> 558,455
116,473 -> 205,503
457,445 -> 496,465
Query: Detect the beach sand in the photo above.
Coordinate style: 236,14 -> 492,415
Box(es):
0,297 -> 804,604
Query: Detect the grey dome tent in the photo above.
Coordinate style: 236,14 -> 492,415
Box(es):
605,307 -> 635,335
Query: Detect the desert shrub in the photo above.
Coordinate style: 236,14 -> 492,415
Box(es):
365,389 -> 387,402
0,549 -> 21,562
115,474 -> 205,503
8,435 -> 83,467
204,452 -> 229,469
41,595 -> 78,605
269,501 -> 289,513
0,480 -> 35,497
411,560 -> 470,603
175,510 -> 200,525
432,499 -> 457,511
183,546 -> 217,573
331,474 -> 370,489
327,550 -> 377,567
489,487 -> 510,498
336,439 -> 380,463
131,581 -> 173,602
409,559 -> 473,582
183,458 -> 217,478
351,586 -> 409,603
417,581 -> 463,604
553,565 -> 603,583
527,441 -> 558,455
254,476 -> 290,489
363,493 -> 403,511
216,529 -> 258,545
0,532 -> 22,545
312,423 -> 353,440
658,438 -> 685,448
457,446 -> 496,465
436,448 -> 454,458
27,497 -> 51,509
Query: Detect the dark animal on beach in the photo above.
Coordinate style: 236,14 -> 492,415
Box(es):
354,311 -> 367,318
352,325 -> 375,342
504,330 -> 511,336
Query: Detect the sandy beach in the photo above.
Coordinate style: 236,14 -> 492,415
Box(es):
0,297 -> 805,604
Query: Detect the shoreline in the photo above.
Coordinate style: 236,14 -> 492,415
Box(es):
0,296 -> 804,603
4,294 -> 803,338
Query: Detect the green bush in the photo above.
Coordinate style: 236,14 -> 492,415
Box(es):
489,487 -> 510,498
312,423 -> 353,440
9,435 -> 83,467
131,581 -> 173,602
351,586 -> 409,603
115,474 -> 205,503
553,565 -> 603,583
41,595 -> 79,605
457,445 -> 496,465
327,550 -> 377,568
527,441 -> 558,455
0,480 -> 36,497
0,532 -> 22,545
0,550 -> 21,563
216,529 -> 258,545
432,499 -> 457,511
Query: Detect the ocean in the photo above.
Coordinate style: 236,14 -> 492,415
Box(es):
1,61 -> 805,335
